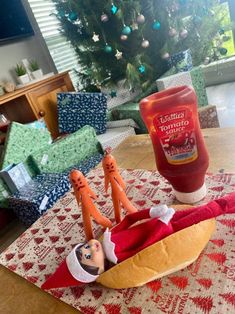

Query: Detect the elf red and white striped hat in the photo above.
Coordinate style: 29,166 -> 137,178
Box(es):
41,243 -> 99,290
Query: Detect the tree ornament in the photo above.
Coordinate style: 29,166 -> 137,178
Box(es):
222,35 -> 231,42
104,44 -> 112,53
169,28 -> 177,37
68,12 -> 78,21
58,10 -> 65,18
138,65 -> 145,74
115,50 -> 123,60
195,32 -> 200,41
131,22 -> 138,31
152,21 -> 161,30
111,3 -> 118,15
122,26 -> 132,36
137,14 -> 145,24
193,16 -> 202,25
162,52 -> 170,60
120,34 -> 128,41
209,10 -> 215,17
101,14 -> 109,22
141,39 -> 150,48
180,29 -> 188,39
219,28 -> 225,35
110,90 -> 117,98
204,57 -> 210,65
219,47 -> 228,56
92,33 -> 99,42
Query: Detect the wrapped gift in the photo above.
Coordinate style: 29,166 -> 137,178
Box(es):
167,49 -> 193,72
106,119 -> 139,129
26,119 -> 47,130
97,127 -> 136,150
0,177 -> 11,208
112,102 -> 148,134
27,126 -> 103,174
0,162 -> 32,194
0,122 -> 52,169
156,67 -> 208,107
9,173 -> 70,226
198,105 -> 220,129
101,79 -> 139,110
106,109 -> 114,122
8,153 -> 103,226
202,56 -> 235,86
64,152 -> 103,176
57,92 -> 107,135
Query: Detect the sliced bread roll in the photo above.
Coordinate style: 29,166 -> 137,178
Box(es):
97,205 -> 216,289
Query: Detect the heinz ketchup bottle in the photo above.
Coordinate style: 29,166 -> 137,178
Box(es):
139,86 -> 209,204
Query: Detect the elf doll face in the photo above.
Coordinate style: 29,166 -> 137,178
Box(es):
79,239 -> 105,274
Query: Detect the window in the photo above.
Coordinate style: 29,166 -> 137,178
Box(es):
27,0 -> 79,89
219,0 -> 235,57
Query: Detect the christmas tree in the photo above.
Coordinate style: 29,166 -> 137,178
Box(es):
52,0 -> 228,91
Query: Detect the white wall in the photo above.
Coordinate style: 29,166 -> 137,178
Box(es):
0,0 -> 56,84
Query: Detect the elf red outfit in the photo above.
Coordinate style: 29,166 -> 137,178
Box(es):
103,205 -> 175,263
42,192 -> 235,289
103,192 -> 235,263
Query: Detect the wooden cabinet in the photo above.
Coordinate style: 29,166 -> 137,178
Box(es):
0,72 -> 75,138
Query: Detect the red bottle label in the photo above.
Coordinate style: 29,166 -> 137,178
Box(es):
153,107 -> 198,165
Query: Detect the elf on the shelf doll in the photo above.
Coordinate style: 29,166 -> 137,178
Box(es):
42,192 -> 235,290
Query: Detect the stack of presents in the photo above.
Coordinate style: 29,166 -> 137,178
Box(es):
0,121 -> 105,227
0,92 -> 138,228
0,53 -> 220,229
110,51 -> 220,132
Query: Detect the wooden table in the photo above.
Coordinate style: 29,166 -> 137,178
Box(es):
0,127 -> 234,314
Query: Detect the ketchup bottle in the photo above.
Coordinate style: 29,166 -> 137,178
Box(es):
139,86 -> 209,204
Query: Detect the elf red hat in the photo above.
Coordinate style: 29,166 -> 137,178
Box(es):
41,244 -> 99,290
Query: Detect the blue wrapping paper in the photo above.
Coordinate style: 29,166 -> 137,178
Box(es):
57,92 -> 107,135
9,153 -> 103,226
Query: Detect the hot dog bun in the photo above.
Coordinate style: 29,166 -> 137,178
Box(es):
96,205 -> 216,289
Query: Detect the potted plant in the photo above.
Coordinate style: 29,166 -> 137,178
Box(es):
14,63 -> 30,85
29,60 -> 43,79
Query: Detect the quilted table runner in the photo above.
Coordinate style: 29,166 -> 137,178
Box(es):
0,168 -> 235,314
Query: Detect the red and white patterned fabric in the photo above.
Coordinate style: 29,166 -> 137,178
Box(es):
0,168 -> 235,314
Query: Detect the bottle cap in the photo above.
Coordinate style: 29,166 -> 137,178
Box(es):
173,183 -> 207,204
